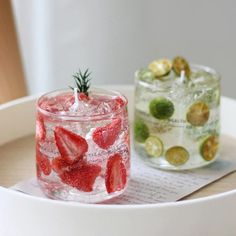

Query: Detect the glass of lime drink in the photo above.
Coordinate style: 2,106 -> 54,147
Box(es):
134,57 -> 220,170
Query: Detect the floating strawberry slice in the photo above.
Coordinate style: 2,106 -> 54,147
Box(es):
92,118 -> 122,149
51,155 -> 83,174
51,156 -> 69,174
78,92 -> 89,101
105,153 -> 127,193
111,96 -> 126,112
59,160 -> 101,192
114,96 -> 125,107
54,126 -> 88,163
36,114 -> 46,141
36,149 -> 51,176
36,164 -> 42,178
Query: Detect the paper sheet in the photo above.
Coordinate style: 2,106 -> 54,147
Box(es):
12,149 -> 236,204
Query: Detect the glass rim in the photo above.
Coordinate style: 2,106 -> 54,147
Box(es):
135,64 -> 221,91
37,87 -> 128,121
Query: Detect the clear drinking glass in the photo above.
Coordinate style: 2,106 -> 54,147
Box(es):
134,65 -> 220,170
36,88 -> 130,203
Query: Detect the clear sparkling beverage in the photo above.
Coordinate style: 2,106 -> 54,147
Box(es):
36,88 -> 130,203
134,64 -> 220,170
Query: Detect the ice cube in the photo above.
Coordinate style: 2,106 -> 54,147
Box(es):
40,98 -> 62,113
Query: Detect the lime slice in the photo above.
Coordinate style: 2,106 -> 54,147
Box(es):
200,135 -> 219,161
148,59 -> 172,78
165,146 -> 189,166
134,119 -> 150,143
214,87 -> 221,106
145,136 -> 163,157
172,56 -> 191,78
186,102 -> 210,126
137,69 -> 154,81
149,97 -> 174,120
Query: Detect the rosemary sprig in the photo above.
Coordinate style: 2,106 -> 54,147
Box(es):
70,69 -> 91,96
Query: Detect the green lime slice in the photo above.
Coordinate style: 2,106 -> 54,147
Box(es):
149,97 -> 174,120
186,102 -> 210,126
165,146 -> 189,166
172,56 -> 191,78
134,119 -> 150,143
137,69 -> 154,81
145,136 -> 163,157
200,135 -> 219,161
148,59 -> 172,78
214,87 -> 221,106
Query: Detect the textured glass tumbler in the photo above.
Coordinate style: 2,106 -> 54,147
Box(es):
134,65 -> 220,170
36,88 -> 130,203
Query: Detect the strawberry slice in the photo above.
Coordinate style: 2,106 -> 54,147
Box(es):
111,96 -> 126,112
51,155 -> 82,174
36,150 -> 51,176
36,114 -> 46,141
114,96 -> 125,108
92,118 -> 122,149
54,126 -> 88,163
78,92 -> 89,101
51,156 -> 69,174
105,153 -> 127,193
59,160 -> 101,192
36,164 -> 42,179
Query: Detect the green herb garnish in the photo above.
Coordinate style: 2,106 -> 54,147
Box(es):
70,69 -> 91,96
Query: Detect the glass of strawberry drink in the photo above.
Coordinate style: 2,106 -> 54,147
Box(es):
36,70 -> 130,203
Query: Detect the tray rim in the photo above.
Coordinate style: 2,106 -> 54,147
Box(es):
1,182 -> 236,209
0,85 -> 236,209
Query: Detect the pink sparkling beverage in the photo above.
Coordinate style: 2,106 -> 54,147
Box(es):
36,88 -> 130,203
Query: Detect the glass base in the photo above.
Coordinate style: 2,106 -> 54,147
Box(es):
135,145 -> 218,171
38,179 -> 126,203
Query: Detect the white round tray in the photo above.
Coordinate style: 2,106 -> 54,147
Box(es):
0,85 -> 236,236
